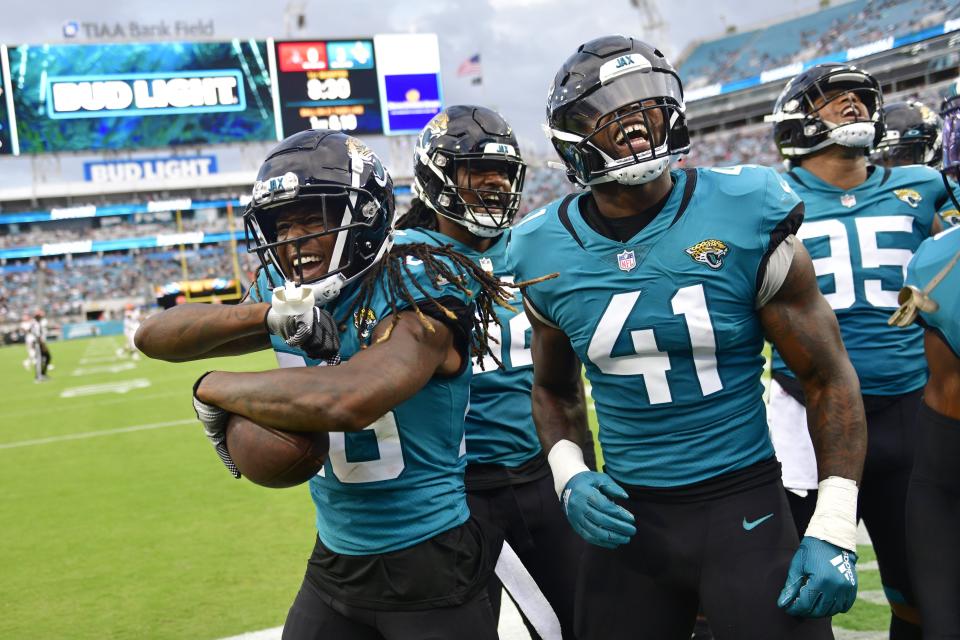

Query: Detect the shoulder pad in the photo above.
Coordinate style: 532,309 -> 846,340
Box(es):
511,204 -> 554,237
703,164 -> 779,197
889,164 -> 942,186
392,228 -> 436,246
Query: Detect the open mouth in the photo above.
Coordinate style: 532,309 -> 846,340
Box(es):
288,252 -> 327,282
840,103 -> 862,121
613,120 -> 651,155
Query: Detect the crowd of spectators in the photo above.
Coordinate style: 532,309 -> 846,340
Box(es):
0,216 -> 237,250
680,0 -> 958,89
1,74 -> 955,333
0,247 -> 259,330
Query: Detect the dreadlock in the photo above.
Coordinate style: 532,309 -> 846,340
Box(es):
397,197 -> 439,231
341,241 -> 555,367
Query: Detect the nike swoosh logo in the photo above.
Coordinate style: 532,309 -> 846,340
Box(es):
742,513 -> 774,531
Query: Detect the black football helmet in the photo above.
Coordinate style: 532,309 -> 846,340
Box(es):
870,100 -> 943,167
546,35 -> 689,187
412,105 -> 526,237
940,80 -> 960,213
768,63 -> 885,160
244,130 -> 395,303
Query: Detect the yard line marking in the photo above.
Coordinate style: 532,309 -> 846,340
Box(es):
72,363 -> 137,376
0,419 -> 194,450
79,356 -> 121,364
60,379 -> 151,398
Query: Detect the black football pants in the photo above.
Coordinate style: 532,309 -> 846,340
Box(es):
467,472 -> 584,639
574,473 -> 833,640
281,575 -> 498,640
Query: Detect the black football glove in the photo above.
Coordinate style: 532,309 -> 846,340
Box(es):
265,304 -> 340,361
192,372 -> 240,479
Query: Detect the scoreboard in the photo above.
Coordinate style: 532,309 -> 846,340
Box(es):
272,39 -> 383,136
0,33 -> 442,155
272,34 -> 443,138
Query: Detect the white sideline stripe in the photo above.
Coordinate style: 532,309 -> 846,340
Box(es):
216,628 -> 282,640
495,541 -> 561,640
0,419 -> 194,450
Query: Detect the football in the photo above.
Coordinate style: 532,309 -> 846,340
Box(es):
224,414 -> 329,489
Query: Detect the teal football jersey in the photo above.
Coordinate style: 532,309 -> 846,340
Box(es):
771,165 -> 945,394
250,230 -> 478,555
409,228 -> 541,469
905,224 -> 960,358
508,166 -> 801,487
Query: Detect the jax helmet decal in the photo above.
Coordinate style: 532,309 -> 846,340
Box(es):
545,35 -> 690,187
244,129 -> 395,303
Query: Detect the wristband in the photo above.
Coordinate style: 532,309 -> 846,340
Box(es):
803,476 -> 859,551
547,439 -> 590,499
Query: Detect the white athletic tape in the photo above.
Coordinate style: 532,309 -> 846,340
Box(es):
804,476 -> 860,552
547,439 -> 589,499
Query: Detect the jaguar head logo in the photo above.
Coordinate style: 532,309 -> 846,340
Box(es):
685,239 -> 729,270
894,188 -> 922,209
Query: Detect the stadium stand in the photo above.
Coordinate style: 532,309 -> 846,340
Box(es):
679,0 -> 959,89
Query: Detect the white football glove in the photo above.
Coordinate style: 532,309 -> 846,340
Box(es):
265,305 -> 340,360
192,372 -> 239,479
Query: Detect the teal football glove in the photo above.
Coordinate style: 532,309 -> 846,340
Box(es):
778,536 -> 858,617
561,471 -> 636,549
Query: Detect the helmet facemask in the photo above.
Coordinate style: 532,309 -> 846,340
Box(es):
870,135 -> 932,167
547,62 -> 688,187
418,148 -> 526,238
771,68 -> 884,158
245,185 -> 392,302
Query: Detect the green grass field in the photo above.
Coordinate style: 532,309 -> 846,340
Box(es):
0,336 -> 888,639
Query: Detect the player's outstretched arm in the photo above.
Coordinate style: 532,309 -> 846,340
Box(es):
135,301 -> 273,362
760,241 -> 866,618
194,309 -> 460,433
527,305 -> 635,549
760,242 -> 866,482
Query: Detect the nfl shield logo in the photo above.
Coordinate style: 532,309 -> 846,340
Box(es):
617,250 -> 637,272
478,257 -> 494,273
840,194 -> 856,208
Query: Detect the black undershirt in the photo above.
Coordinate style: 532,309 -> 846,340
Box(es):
579,178 -> 675,243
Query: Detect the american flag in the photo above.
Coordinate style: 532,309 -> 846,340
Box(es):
457,53 -> 482,78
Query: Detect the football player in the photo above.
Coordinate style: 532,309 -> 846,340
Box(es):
118,303 -> 142,360
890,84 -> 960,639
399,105 -> 588,639
509,36 -> 866,639
870,100 -> 943,169
135,130 -> 520,640
27,309 -> 51,382
766,63 -> 960,639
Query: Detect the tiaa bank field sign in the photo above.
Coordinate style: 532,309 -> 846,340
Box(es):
83,155 -> 218,183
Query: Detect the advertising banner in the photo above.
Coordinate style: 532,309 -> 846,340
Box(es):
82,155 -> 218,183
272,38 -> 383,137
373,34 -> 443,135
9,40 -> 275,152
0,45 -> 14,154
